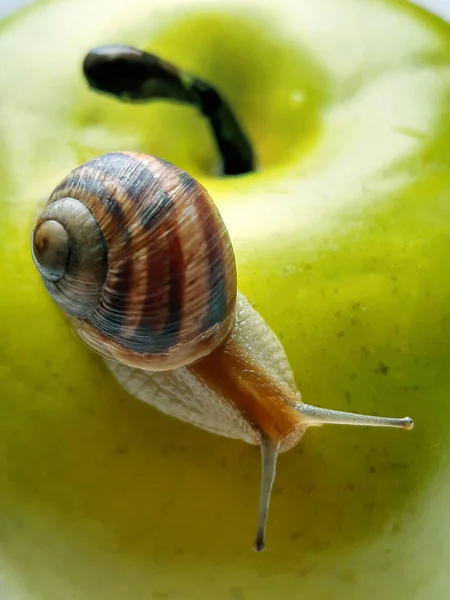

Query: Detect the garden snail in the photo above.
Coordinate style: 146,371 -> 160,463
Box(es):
31,151 -> 414,552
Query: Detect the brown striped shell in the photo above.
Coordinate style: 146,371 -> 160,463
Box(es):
31,152 -> 237,371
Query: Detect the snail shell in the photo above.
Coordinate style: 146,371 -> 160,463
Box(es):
32,152 -> 237,371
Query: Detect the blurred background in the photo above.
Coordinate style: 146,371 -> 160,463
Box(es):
1,0 -> 450,20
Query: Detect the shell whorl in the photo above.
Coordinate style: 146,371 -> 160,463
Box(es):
32,152 -> 237,371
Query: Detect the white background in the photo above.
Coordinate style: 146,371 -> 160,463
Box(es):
0,0 -> 450,20
413,0 -> 450,19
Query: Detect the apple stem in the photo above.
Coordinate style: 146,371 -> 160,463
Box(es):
254,436 -> 280,553
82,45 -> 255,176
293,403 -> 414,430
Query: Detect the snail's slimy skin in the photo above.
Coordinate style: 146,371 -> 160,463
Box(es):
106,292 -> 305,449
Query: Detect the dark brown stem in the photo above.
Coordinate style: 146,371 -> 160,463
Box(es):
82,45 -> 255,176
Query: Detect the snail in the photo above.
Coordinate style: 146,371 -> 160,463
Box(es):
31,150 -> 413,552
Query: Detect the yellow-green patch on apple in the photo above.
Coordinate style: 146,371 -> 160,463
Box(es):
1,0 -> 450,598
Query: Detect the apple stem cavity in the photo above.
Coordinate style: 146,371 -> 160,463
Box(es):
294,403 -> 414,430
82,45 -> 255,176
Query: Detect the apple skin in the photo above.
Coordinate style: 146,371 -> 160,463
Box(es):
1,0 -> 450,598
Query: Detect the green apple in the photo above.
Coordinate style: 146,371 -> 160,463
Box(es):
1,0 -> 450,598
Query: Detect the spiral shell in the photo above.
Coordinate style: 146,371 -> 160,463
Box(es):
31,152 -> 237,371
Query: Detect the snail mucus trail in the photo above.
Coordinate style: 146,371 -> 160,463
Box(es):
31,45 -> 413,552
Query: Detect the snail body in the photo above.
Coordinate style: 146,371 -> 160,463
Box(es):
31,152 -> 413,551
106,290 -> 302,446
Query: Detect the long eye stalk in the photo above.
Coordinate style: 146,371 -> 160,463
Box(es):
254,403 -> 413,551
82,45 -> 255,176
